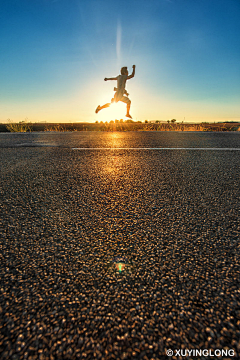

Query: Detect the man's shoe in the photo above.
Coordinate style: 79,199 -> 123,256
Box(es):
95,105 -> 101,114
126,114 -> 132,119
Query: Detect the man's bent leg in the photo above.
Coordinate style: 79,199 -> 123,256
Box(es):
126,102 -> 131,116
121,97 -> 132,118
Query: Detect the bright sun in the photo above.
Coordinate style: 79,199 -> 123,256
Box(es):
96,102 -> 127,122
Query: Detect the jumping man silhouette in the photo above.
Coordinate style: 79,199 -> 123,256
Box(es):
95,65 -> 136,119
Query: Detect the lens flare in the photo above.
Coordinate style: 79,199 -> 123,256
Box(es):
115,262 -> 125,272
113,256 -> 127,273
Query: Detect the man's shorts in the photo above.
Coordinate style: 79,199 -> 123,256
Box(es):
112,92 -> 131,104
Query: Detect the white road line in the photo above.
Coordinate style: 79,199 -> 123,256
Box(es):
72,147 -> 240,150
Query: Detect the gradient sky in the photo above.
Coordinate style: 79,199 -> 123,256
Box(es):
1,0 -> 240,123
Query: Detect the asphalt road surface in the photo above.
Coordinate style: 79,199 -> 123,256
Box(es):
1,132 -> 240,359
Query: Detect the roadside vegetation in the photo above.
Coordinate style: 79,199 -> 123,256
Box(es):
1,119 -> 239,132
5,119 -> 32,132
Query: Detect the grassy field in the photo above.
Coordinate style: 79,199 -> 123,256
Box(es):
1,120 -> 240,132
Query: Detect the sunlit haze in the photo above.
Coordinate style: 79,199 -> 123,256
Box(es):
1,0 -> 240,123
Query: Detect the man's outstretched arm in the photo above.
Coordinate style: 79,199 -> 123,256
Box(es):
127,65 -> 136,79
104,77 -> 118,81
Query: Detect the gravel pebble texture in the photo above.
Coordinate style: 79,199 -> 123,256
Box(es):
0,132 -> 240,360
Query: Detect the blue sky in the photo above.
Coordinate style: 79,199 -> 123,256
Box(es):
1,0 -> 240,123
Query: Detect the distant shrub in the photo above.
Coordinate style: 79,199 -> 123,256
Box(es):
6,119 -> 32,132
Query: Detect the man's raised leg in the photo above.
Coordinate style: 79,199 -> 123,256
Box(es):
95,103 -> 111,113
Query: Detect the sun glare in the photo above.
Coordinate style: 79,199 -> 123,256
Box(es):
115,263 -> 125,272
96,102 -> 126,122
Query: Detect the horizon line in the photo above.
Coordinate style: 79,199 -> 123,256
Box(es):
72,147 -> 240,151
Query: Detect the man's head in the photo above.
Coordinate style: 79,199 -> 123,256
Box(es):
121,67 -> 128,76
